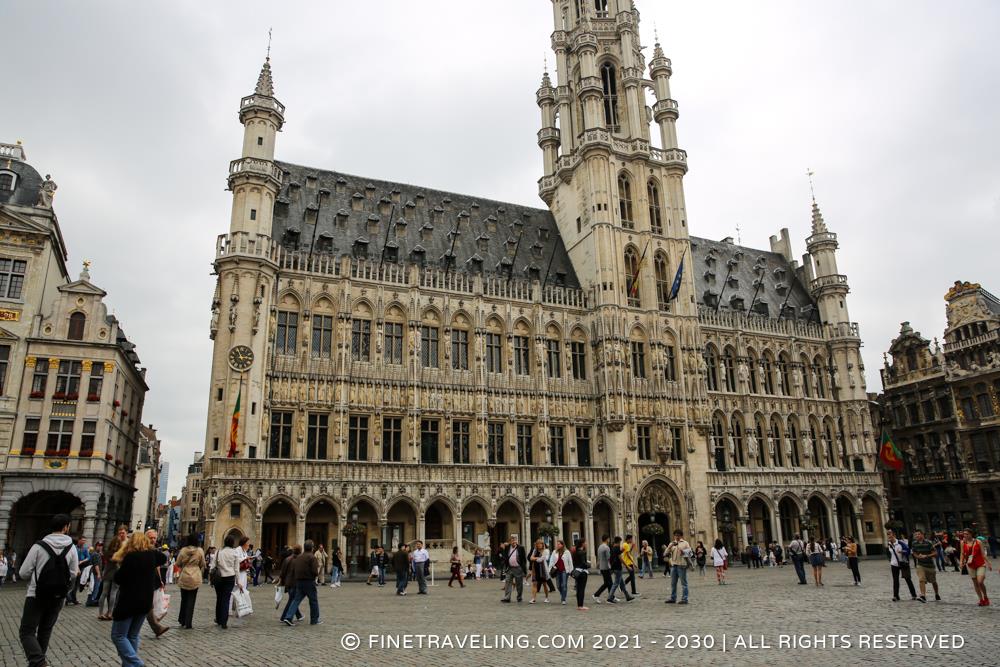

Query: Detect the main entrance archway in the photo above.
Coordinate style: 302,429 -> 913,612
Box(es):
637,480 -> 681,561
715,498 -> 739,554
305,499 -> 338,558
748,497 -> 773,546
261,498 -> 296,558
7,491 -> 84,557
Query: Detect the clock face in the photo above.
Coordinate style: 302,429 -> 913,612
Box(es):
228,345 -> 254,371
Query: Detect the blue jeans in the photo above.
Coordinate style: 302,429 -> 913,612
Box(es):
283,581 -> 320,624
935,547 -> 946,571
556,572 -> 569,602
86,578 -> 102,606
330,566 -> 341,584
610,569 -> 631,600
377,565 -> 386,586
669,565 -> 689,602
791,554 -> 807,583
111,614 -> 146,667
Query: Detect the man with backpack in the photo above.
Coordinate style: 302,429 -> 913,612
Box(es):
788,534 -> 807,584
18,513 -> 79,667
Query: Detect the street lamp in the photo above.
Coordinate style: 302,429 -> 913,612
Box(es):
347,507 -> 360,578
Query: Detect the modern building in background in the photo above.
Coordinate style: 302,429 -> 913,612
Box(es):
198,0 -> 886,567
157,460 -> 169,506
878,281 -> 1000,535
179,451 -> 204,540
130,424 -> 162,531
0,142 -> 148,556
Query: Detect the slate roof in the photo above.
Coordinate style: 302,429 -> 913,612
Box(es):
0,158 -> 43,207
689,236 -> 818,322
271,161 -> 580,288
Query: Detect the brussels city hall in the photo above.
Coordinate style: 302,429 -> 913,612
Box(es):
199,0 -> 887,567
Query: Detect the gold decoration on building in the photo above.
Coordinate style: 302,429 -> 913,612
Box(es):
82,360 -> 93,372
25,356 -> 36,368
48,358 -> 60,369
945,281 -> 981,301
104,362 -> 115,373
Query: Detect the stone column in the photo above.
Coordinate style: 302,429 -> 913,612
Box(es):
854,513 -> 868,557
83,514 -> 97,544
93,516 -> 106,548
829,508 -> 842,546
771,505 -> 784,549
453,511 -> 463,552
738,516 -> 750,551
204,518 -> 217,548
254,516 -> 264,548
417,514 -> 426,544
585,513 -> 596,565
296,515 -> 306,547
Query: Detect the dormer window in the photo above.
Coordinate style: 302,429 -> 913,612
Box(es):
526,265 -> 541,281
0,172 -> 15,191
411,246 -> 426,266
352,237 -> 369,259
0,258 -> 27,299
467,254 -> 484,273
68,312 -> 86,340
383,242 -> 398,263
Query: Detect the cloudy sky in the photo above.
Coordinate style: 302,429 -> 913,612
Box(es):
2,1 -> 998,497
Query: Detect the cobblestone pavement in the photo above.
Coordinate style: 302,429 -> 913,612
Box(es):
1,560 -> 998,666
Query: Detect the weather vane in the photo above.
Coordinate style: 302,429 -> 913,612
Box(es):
806,168 -> 816,202
266,27 -> 272,61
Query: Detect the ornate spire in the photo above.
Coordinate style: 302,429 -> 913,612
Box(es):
811,200 -> 828,235
255,57 -> 274,97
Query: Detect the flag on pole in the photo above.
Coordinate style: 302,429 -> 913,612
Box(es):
668,250 -> 686,301
877,429 -> 903,472
228,386 -> 241,458
628,241 -> 650,298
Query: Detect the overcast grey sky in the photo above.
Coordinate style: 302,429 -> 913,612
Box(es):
2,1 -> 998,497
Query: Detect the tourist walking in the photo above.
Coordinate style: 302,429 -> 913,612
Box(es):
528,539 -> 550,603
330,547 -> 343,587
0,550 -> 7,587
664,530 -> 691,604
959,527 -> 991,606
548,540 -> 573,605
805,537 -> 825,586
622,535 -> 638,596
85,541 -> 104,607
18,513 -> 79,667
99,525 -> 128,620
278,545 -> 303,622
609,536 -> 634,603
393,544 -> 410,595
787,534 -> 807,584
591,535 -> 612,604
110,531 -> 168,667
474,549 -> 484,580
500,536 -> 527,603
694,541 -> 707,577
448,546 -> 465,588
909,529 -> 940,602
281,540 -> 322,626
843,536 -> 861,586
175,534 -> 207,629
572,539 -> 590,611
639,540 -> 653,578
411,540 -> 430,595
65,536 -> 89,606
211,535 -> 242,629
315,545 -> 328,585
710,539 -> 728,584
887,529 -> 917,601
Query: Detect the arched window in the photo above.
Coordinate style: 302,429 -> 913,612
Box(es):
68,312 -> 86,341
654,252 -> 670,310
732,417 -> 745,467
761,352 -> 775,394
722,347 -> 737,392
601,62 -> 620,130
754,416 -> 768,467
809,420 -> 821,463
785,418 -> 797,467
630,328 -> 647,379
618,172 -> 634,229
594,0 -> 609,18
824,421 -> 837,467
624,245 -> 640,307
800,355 -> 812,397
746,350 -> 759,394
704,346 -> 719,392
778,352 -> 791,396
813,357 -> 827,398
647,179 -> 663,234
712,414 -> 727,472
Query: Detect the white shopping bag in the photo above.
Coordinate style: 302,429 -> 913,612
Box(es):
274,585 -> 284,608
233,586 -> 254,618
152,587 -> 171,621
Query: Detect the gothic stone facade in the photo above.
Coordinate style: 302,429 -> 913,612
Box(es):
0,142 -> 148,557
879,281 -> 1000,536
200,0 -> 885,565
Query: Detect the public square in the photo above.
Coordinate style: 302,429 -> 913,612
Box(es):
1,560 -> 997,666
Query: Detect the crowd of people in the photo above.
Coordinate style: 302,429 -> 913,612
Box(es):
10,511 -> 1000,666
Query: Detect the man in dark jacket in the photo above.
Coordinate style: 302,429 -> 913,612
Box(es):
281,541 -> 321,626
499,536 -> 527,603
392,545 -> 411,596
279,546 -> 302,621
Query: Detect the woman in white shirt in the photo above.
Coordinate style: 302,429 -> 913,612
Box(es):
547,540 -> 575,605
528,539 -> 550,604
212,536 -> 244,629
710,539 -> 728,585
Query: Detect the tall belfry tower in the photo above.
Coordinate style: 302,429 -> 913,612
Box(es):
537,0 -> 692,315
203,55 -> 285,461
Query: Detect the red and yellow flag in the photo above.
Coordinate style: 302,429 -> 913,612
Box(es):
878,429 -> 903,472
227,387 -> 241,458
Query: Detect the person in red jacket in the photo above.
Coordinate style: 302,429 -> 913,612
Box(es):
959,528 -> 992,606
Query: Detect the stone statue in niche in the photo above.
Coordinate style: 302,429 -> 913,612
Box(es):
802,433 -> 813,459
746,430 -> 758,459
737,361 -> 750,388
229,294 -> 239,330
210,299 -> 220,334
792,366 -> 803,392
252,296 -> 262,332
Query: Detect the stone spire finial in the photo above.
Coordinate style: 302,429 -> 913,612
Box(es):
810,200 -> 828,235
255,57 -> 274,97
